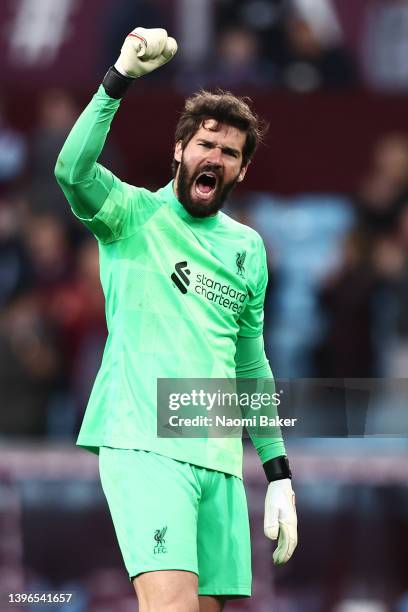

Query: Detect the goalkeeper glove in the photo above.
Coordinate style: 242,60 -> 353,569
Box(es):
264,478 -> 298,565
115,27 -> 178,78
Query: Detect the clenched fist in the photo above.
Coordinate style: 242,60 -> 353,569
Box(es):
115,27 -> 178,78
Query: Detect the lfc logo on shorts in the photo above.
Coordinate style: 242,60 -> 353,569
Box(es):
153,526 -> 168,554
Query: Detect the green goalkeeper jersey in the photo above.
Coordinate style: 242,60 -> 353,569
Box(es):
55,85 -> 285,478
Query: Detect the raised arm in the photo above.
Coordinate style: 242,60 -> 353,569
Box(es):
54,87 -> 121,220
54,27 -> 177,240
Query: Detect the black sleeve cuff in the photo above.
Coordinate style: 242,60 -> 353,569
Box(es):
102,66 -> 135,99
263,455 -> 292,482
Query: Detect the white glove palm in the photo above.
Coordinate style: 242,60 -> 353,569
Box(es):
115,27 -> 178,78
264,478 -> 298,565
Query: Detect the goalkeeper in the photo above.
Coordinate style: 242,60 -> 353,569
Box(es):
55,27 -> 297,612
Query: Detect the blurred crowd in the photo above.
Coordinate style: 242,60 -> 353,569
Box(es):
5,0 -> 408,93
101,0 -> 408,93
0,92 -> 108,438
235,132 -> 408,381
175,0 -> 358,93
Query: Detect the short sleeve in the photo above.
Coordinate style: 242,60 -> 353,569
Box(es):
238,237 -> 268,338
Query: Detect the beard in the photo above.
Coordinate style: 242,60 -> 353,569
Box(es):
176,158 -> 240,218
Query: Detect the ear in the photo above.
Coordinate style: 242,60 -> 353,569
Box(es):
237,163 -> 249,183
174,140 -> 183,163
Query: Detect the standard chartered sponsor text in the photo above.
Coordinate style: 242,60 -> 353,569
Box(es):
194,273 -> 247,313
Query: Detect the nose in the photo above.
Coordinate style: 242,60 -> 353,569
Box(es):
206,146 -> 223,166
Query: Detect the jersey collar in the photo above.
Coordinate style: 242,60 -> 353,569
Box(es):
160,181 -> 221,228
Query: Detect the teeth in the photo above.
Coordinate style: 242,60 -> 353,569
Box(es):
198,174 -> 217,185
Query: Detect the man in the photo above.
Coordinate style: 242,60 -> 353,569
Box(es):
55,27 -> 297,612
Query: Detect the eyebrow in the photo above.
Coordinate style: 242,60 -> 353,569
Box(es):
197,139 -> 241,158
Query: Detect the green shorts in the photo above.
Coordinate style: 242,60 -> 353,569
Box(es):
98,447 -> 252,597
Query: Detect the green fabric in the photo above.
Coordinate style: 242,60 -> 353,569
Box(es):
55,85 -> 119,221
55,85 -> 285,478
235,335 -> 286,463
99,447 -> 251,596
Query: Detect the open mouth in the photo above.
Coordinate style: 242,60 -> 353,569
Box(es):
194,172 -> 218,200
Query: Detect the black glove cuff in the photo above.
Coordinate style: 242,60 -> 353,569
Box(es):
103,66 -> 135,99
263,455 -> 292,482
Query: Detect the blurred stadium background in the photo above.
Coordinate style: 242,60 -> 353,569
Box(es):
1,0 -> 408,610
